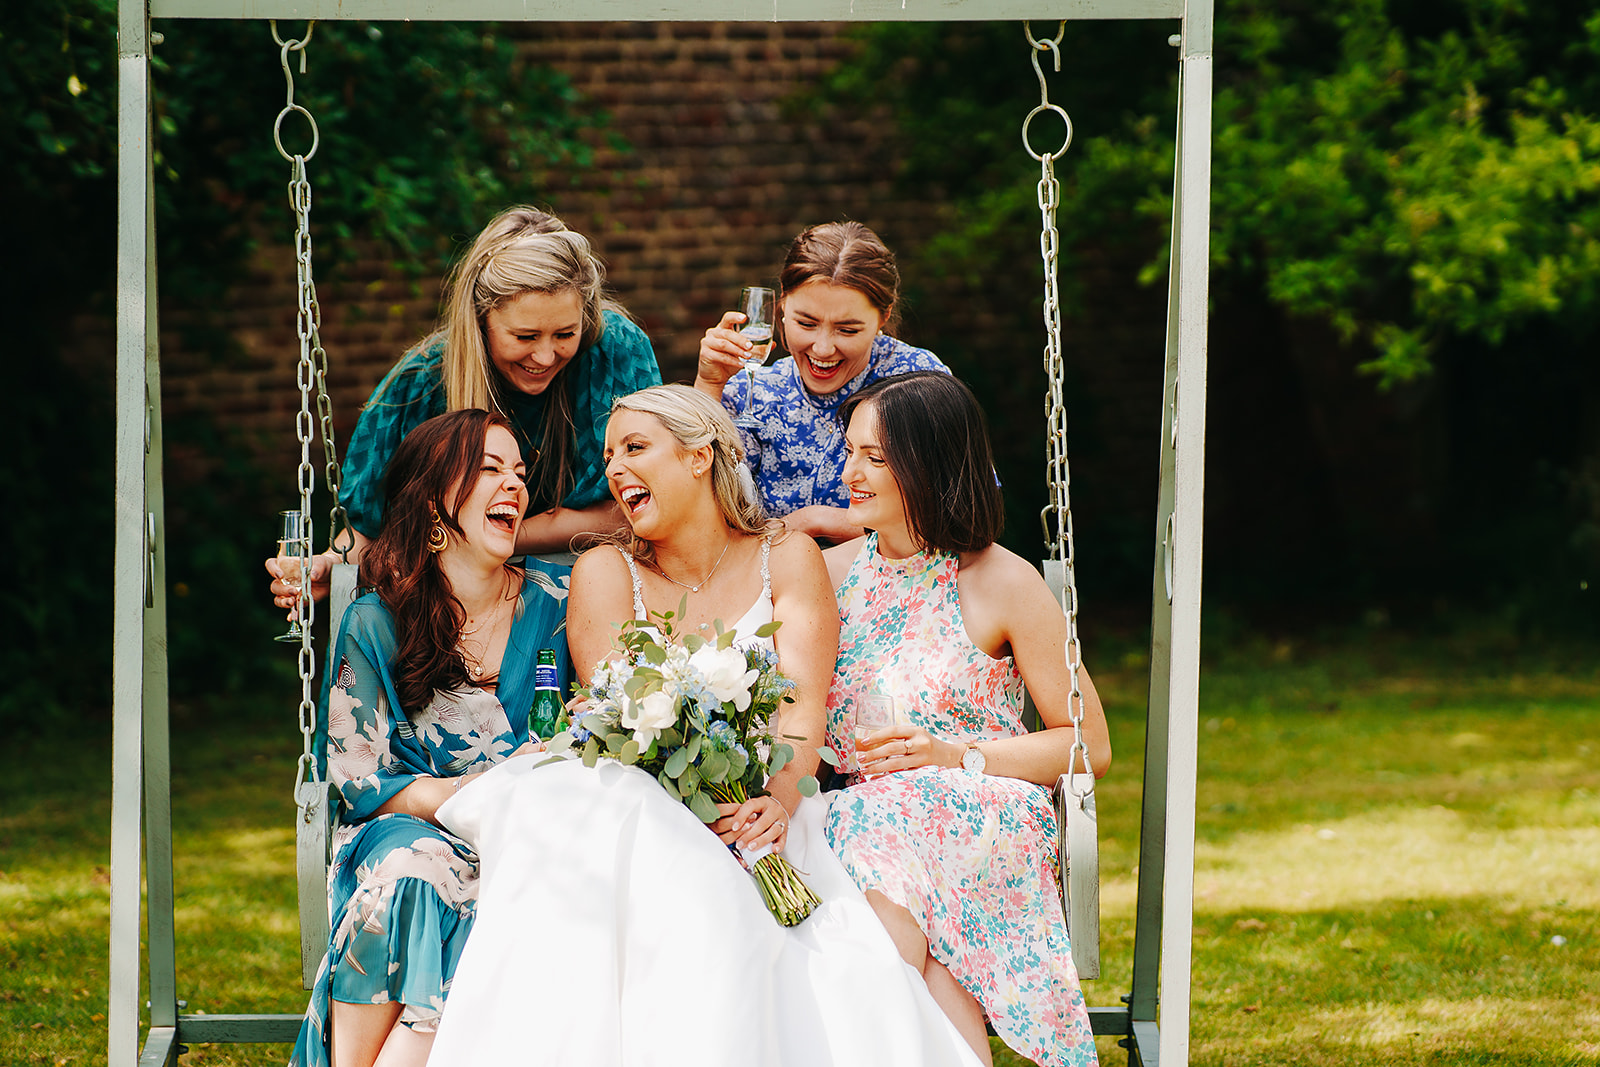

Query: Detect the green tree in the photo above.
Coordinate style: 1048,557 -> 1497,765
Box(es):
832,4 -> 1600,385
1,4 -> 603,727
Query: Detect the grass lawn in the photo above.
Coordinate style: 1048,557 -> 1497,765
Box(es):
4,632 -> 1597,1066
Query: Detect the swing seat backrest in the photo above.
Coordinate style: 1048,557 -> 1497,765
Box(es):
293,561 -> 358,989
1023,559 -> 1101,980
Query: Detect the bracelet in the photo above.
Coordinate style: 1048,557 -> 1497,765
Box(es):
452,776 -> 466,794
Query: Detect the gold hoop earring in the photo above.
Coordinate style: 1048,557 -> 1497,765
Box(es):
427,508 -> 449,554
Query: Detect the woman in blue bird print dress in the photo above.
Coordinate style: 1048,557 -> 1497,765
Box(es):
694,221 -> 948,544
289,409 -> 566,1067
820,372 -> 1113,1067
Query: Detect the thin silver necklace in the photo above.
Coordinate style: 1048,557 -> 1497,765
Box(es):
657,540 -> 731,594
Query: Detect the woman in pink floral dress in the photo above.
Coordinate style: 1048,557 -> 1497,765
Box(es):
821,372 -> 1113,1067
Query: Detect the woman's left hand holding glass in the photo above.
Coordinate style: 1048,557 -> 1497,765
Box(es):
855,725 -> 963,777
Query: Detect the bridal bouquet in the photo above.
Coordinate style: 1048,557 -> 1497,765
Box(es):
543,602 -> 831,926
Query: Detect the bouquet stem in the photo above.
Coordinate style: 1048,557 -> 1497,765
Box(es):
707,782 -> 822,927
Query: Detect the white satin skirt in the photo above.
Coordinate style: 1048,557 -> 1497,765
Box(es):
428,755 -> 980,1067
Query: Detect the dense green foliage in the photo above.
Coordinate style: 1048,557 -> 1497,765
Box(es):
824,8 -> 1599,627
832,4 -> 1600,385
1,5 -> 601,728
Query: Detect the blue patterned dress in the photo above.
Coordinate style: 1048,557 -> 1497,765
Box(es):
340,309 -> 660,538
288,558 -> 573,1067
823,535 -> 1098,1067
717,334 -> 948,517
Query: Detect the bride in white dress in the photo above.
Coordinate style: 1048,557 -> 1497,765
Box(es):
428,385 -> 979,1066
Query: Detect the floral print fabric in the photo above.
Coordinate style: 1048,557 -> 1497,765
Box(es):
289,558 -> 573,1067
717,334 -> 948,517
822,535 -> 1098,1067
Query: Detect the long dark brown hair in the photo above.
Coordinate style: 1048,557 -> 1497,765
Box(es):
840,371 -> 1003,554
359,408 -> 520,719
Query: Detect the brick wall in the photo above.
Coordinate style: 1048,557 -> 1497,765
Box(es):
147,21 -> 959,475
81,19 -> 1174,595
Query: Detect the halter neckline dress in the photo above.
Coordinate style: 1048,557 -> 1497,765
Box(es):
823,533 -> 1099,1067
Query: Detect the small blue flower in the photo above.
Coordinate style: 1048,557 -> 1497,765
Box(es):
705,720 -> 739,752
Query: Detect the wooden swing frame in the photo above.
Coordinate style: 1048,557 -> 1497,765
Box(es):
109,2 -> 1212,1064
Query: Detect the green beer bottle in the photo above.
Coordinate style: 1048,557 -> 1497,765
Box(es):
529,648 -> 563,740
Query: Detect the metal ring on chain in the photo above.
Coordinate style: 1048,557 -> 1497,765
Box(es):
1023,104 -> 1074,163
274,105 -> 320,163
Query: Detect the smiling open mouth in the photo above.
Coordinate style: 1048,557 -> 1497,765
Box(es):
806,355 -> 844,375
619,486 -> 650,513
487,504 -> 520,532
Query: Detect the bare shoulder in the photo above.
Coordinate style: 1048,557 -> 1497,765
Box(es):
958,544 -> 1053,610
821,535 -> 867,589
767,529 -> 828,588
570,543 -> 633,595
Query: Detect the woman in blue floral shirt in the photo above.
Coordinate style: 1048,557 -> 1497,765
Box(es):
694,222 -> 948,543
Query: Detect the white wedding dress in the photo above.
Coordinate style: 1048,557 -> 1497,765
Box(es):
427,543 -> 979,1067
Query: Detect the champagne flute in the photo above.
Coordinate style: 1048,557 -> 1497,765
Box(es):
850,689 -> 897,774
275,509 -> 309,643
734,286 -> 775,427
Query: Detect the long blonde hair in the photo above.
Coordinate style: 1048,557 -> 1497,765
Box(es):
438,206 -> 620,510
606,385 -> 772,564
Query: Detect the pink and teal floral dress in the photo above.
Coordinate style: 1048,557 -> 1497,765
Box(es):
822,534 -> 1098,1067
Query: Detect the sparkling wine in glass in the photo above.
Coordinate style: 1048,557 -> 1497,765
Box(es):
735,286 -> 776,426
850,689 -> 896,773
275,509 -> 309,643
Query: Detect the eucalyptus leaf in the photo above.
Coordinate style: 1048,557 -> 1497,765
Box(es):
817,744 -> 841,768
754,620 -> 783,638
606,732 -> 626,755
643,642 -> 667,665
687,789 -> 720,823
582,737 -> 600,768
700,750 -> 729,782
680,764 -> 701,793
797,775 -> 819,797
768,744 -> 792,776
685,734 -> 703,762
664,745 -> 691,778
620,739 -> 640,765
717,630 -> 737,650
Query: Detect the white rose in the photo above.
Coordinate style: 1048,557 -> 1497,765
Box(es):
688,644 -> 759,712
622,688 -> 678,747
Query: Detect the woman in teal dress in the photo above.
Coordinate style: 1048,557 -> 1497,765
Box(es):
289,409 -> 568,1067
267,206 -> 661,630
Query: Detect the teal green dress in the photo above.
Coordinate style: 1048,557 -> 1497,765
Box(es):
339,309 -> 660,537
288,558 -> 573,1067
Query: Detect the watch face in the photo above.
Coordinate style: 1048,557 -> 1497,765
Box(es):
963,746 -> 985,773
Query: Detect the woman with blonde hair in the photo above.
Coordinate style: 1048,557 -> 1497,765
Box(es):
422,385 -> 983,1066
267,206 -> 660,635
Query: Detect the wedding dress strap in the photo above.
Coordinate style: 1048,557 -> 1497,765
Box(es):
759,534 -> 772,600
617,547 -> 647,621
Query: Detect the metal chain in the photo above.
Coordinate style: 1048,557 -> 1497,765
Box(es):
1023,22 -> 1092,791
273,21 -> 338,810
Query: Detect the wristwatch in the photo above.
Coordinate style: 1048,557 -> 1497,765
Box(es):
962,744 -> 987,774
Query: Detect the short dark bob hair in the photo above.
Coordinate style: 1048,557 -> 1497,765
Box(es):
839,371 -> 1003,554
